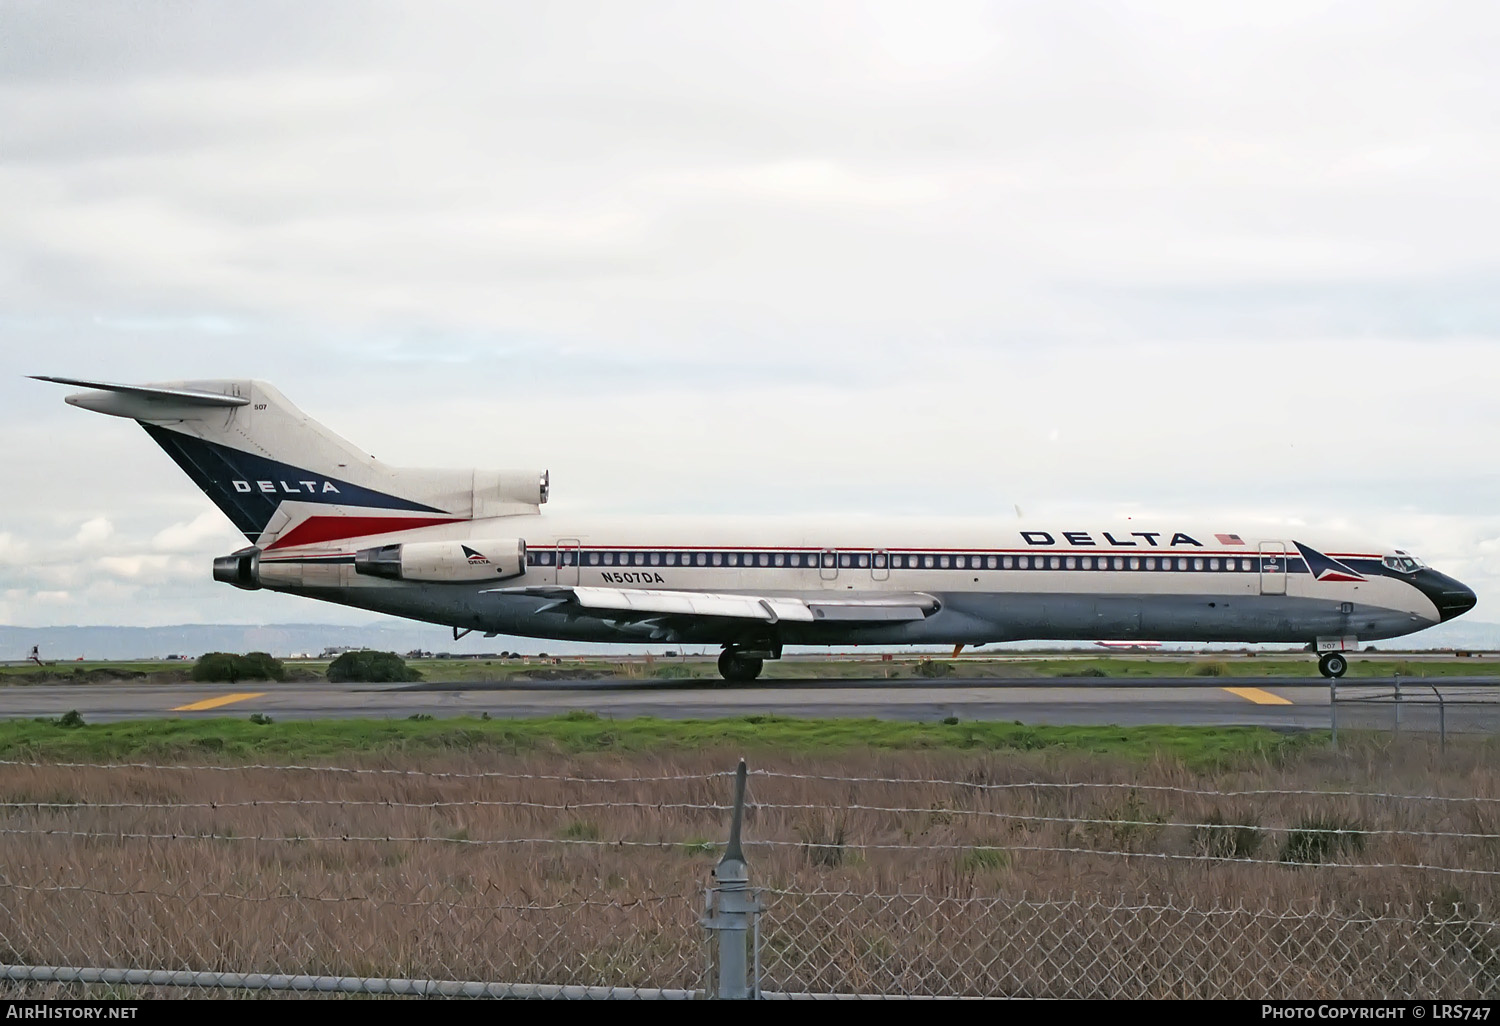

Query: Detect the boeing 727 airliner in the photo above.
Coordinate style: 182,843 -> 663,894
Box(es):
36,377 -> 1477,681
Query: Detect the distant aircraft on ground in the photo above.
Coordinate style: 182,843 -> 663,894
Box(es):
36,377 -> 1477,682
1094,641 -> 1162,650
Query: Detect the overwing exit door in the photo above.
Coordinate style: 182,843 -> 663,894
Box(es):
819,548 -> 839,585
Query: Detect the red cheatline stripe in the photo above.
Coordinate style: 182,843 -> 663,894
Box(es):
263,516 -> 466,550
556,544 -> 1380,558
260,530 -> 1385,561
558,547 -> 1353,560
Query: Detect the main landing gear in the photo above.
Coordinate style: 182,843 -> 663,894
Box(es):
716,644 -> 779,683
717,647 -> 764,683
1318,652 -> 1348,678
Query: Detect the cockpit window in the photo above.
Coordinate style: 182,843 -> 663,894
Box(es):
1383,554 -> 1426,573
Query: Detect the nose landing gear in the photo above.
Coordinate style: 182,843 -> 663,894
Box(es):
1318,652 -> 1348,678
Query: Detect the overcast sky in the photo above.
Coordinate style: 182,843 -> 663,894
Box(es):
3,1 -> 1500,630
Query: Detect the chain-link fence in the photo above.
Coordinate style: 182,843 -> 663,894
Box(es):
1331,680 -> 1500,746
757,891 -> 1500,998
2,756 -> 1498,999
1,881 -> 703,999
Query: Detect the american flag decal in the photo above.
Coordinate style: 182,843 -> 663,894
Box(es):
1215,534 -> 1244,545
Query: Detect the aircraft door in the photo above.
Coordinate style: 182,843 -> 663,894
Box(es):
871,549 -> 890,582
819,548 -> 838,584
556,538 -> 581,587
1259,541 -> 1288,595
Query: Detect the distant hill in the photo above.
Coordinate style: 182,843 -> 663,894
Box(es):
0,622 -> 601,662
3,618 -> 1497,662
1358,617 -> 1500,653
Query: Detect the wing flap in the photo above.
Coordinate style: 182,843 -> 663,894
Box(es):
807,602 -> 930,622
485,585 -> 937,624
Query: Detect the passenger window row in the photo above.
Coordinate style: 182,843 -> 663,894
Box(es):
527,550 -> 1270,572
892,554 -> 1260,572
533,550 -> 827,568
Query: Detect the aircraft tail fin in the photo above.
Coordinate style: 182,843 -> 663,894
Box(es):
36,377 -> 547,549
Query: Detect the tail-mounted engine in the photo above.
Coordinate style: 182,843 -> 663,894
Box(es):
212,547 -> 262,591
354,539 -> 527,582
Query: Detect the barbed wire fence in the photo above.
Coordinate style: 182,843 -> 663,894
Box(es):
1,757 -> 1498,999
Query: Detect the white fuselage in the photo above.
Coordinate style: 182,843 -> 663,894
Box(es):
250,513 -> 1462,650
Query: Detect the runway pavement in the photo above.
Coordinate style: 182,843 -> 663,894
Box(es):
4,674 -> 1497,728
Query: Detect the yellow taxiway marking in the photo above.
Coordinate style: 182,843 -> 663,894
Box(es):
1222,686 -> 1293,706
171,692 -> 266,712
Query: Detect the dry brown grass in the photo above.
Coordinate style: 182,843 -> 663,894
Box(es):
2,737 -> 1498,998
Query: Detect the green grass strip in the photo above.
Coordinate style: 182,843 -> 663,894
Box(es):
0,713 -> 1324,769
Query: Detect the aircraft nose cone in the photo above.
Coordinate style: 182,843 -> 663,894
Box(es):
1411,569 -> 1477,623
1437,582 -> 1478,622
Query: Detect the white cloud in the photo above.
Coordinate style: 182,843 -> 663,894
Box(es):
652,160 -> 947,207
98,555 -> 163,580
0,533 -> 30,564
151,511 -> 236,552
71,517 -> 114,548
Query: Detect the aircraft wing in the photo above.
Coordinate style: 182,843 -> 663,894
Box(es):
485,585 -> 939,624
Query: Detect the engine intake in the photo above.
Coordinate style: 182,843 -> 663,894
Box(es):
354,539 -> 527,583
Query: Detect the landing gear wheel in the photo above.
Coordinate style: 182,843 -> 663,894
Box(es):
717,648 -> 764,683
1319,652 -> 1348,678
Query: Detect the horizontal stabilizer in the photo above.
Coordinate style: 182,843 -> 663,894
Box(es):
31,376 -> 249,408
486,585 -> 938,625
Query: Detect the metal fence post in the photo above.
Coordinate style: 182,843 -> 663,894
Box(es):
703,759 -> 760,999
1431,684 -> 1446,752
1394,673 -> 1402,738
1330,679 -> 1338,750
